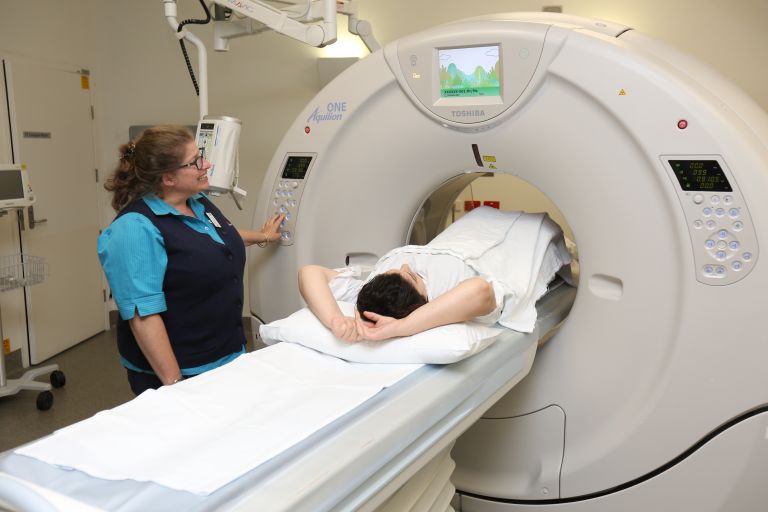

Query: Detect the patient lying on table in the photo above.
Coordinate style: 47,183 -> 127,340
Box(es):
298,206 -> 571,343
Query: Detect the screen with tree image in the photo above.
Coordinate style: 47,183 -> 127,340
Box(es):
438,45 -> 501,98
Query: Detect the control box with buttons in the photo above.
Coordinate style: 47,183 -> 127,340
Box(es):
662,156 -> 758,285
269,153 -> 316,246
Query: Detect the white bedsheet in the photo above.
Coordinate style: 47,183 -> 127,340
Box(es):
388,207 -> 571,332
15,343 -> 421,495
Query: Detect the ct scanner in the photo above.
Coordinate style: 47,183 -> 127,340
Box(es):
249,11 -> 768,511
1,11 -> 767,512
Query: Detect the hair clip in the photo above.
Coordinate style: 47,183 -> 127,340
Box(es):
121,142 -> 136,160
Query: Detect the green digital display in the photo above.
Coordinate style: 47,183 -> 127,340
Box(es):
438,45 -> 501,98
281,156 -> 313,180
670,160 -> 732,192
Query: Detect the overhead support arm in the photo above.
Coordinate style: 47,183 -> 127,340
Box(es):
212,0 -> 336,48
163,0 -> 208,117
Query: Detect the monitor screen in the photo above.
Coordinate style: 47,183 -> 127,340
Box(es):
281,156 -> 313,180
669,160 -> 732,192
438,45 -> 501,98
0,168 -> 25,201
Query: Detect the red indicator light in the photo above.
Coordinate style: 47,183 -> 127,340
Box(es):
483,200 -> 500,209
677,119 -> 688,129
304,126 -> 311,134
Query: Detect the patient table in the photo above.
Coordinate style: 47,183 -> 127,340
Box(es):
0,283 -> 574,512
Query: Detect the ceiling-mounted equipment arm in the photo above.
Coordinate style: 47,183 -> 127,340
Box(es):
162,0 -> 208,117
212,0 -> 380,53
212,0 -> 337,49
337,0 -> 380,53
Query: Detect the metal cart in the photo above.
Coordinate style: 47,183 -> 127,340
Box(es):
0,254 -> 65,410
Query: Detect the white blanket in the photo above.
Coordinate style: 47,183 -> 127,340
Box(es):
15,343 -> 421,495
384,207 -> 571,332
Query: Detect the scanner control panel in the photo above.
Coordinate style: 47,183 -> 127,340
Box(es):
268,153 -> 316,246
662,156 -> 758,285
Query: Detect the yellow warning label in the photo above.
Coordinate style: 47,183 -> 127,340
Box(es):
482,155 -> 497,163
81,75 -> 90,89
3,338 -> 9,354
618,88 -> 626,96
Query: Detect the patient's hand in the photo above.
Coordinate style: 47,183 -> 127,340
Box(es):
330,315 -> 362,343
358,311 -> 401,341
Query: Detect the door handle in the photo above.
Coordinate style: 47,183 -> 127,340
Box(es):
28,205 -> 47,229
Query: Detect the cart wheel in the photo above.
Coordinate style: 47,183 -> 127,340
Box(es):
50,370 -> 66,388
36,390 -> 53,411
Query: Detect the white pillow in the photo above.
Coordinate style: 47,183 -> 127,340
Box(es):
259,301 -> 503,364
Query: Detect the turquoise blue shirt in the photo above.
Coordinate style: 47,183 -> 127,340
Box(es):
97,193 -> 225,320
98,193 -> 244,375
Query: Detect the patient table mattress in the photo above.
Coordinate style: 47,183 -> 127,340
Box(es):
0,283 -> 575,512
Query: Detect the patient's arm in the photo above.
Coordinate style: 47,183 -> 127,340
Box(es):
360,277 -> 497,341
298,265 -> 362,342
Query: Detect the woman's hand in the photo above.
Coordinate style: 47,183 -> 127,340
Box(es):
260,213 -> 284,242
358,311 -> 402,341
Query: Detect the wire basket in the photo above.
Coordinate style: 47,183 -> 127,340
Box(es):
0,254 -> 48,292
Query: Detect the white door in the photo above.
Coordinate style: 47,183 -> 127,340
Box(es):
7,57 -> 104,364
0,60 -> 28,362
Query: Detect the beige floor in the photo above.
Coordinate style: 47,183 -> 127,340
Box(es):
0,326 -> 260,453
0,329 -> 134,453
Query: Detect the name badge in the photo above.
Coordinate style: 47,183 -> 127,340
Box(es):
206,212 -> 222,228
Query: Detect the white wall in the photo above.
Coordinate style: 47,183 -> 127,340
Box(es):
93,0 -> 768,232
0,0 -> 766,323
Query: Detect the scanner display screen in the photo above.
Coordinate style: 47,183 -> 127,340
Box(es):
0,170 -> 24,200
438,45 -> 501,98
281,156 -> 313,180
669,160 -> 732,192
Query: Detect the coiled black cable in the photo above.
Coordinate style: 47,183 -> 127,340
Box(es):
177,0 -> 212,96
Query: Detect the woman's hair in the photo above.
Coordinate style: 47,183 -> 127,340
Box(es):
356,273 -> 428,320
104,125 -> 194,211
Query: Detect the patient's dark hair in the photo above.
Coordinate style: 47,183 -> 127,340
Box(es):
356,273 -> 428,320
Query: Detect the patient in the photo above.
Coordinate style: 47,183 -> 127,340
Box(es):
298,206 -> 563,343
299,261 -> 498,343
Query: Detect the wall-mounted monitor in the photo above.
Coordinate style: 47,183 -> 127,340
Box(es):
0,164 -> 35,208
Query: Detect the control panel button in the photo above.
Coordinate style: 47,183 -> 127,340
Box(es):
710,195 -> 720,204
692,194 -> 704,204
702,207 -> 712,217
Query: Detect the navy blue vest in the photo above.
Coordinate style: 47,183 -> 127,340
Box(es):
115,196 -> 246,373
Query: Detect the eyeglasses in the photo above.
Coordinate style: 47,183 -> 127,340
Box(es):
177,148 -> 206,170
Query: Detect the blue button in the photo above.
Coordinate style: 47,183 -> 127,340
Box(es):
718,230 -> 728,239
